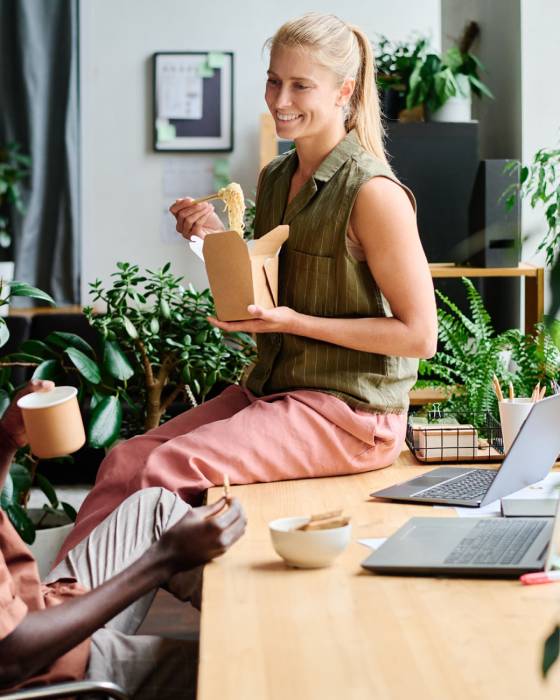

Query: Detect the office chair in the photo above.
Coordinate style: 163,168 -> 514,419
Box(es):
0,680 -> 128,699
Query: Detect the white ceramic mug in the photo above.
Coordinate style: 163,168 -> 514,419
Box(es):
498,398 -> 534,454
17,386 -> 86,458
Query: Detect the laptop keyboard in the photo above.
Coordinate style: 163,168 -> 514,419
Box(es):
413,469 -> 496,501
444,519 -> 546,566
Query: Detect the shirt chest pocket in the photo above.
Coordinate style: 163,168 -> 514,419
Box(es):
282,248 -> 335,317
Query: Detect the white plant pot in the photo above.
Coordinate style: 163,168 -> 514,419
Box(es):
0,260 -> 14,317
28,509 -> 74,579
428,95 -> 472,122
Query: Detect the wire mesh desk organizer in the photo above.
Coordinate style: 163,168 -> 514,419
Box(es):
406,405 -> 504,463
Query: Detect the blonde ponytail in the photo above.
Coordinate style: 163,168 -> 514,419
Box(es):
266,13 -> 390,168
346,25 -> 389,167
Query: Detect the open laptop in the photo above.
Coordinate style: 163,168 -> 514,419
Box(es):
371,393 -> 560,507
361,499 -> 560,578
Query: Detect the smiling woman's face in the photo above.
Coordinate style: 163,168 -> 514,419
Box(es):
265,45 -> 346,142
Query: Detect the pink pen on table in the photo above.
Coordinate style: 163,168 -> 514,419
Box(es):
520,571 -> 560,585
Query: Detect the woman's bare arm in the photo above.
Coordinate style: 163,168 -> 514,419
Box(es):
210,177 -> 437,359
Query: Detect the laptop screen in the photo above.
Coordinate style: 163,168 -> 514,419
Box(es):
545,497 -> 560,572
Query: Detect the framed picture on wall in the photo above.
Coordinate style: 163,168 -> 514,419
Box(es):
153,51 -> 234,152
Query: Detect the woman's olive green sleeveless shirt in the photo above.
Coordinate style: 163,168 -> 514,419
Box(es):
245,130 -> 418,414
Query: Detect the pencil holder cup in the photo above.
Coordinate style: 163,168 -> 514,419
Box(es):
17,386 -> 86,459
498,398 -> 534,454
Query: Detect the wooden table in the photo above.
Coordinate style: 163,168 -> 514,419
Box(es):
198,451 -> 560,700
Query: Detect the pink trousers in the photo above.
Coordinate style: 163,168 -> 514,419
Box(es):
56,385 -> 406,563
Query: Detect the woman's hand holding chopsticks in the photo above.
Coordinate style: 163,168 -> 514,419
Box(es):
169,196 -> 225,241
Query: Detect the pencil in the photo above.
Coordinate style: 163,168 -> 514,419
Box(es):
540,385 -> 547,400
223,473 -> 231,502
492,375 -> 504,402
508,381 -> 514,400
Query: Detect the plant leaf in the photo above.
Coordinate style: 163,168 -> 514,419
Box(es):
103,340 -> 134,381
8,281 -> 55,305
32,359 -> 59,380
46,331 -> 96,357
61,501 -> 78,522
5,503 -> 35,544
35,473 -> 59,508
87,395 -> 122,448
543,625 -> 560,677
10,462 -> 32,501
64,347 -> 101,384
0,320 -> 9,348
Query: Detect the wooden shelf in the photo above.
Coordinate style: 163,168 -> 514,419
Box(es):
429,262 -> 544,335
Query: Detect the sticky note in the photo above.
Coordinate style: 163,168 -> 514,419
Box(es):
207,52 -> 226,69
157,121 -> 176,142
198,62 -> 214,78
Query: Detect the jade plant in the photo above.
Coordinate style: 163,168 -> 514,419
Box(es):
1,263 -> 256,444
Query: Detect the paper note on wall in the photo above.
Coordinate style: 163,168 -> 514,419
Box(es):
156,119 -> 176,143
156,55 -> 203,120
198,62 -> 214,79
207,52 -> 226,69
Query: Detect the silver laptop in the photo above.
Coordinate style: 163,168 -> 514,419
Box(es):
361,500 -> 560,578
371,393 -> 560,507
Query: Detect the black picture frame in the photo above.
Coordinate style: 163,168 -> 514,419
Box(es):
153,51 -> 234,152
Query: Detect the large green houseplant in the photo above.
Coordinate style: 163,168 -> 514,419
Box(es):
406,23 -> 493,120
503,141 -> 560,267
374,34 -> 428,119
1,262 -> 256,445
0,142 -> 30,255
0,280 -> 81,543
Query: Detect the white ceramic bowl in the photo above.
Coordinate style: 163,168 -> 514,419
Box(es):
268,516 -> 352,569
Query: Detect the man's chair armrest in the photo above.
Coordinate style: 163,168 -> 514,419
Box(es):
0,680 -> 128,699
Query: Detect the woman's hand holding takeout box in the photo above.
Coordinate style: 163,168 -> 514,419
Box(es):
208,304 -> 299,335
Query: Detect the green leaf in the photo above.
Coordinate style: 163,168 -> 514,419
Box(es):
65,347 -> 102,384
20,339 -> 55,359
8,281 -> 55,305
61,501 -> 77,522
0,389 -> 10,419
32,359 -> 59,380
103,340 -> 134,381
87,395 -> 122,448
0,320 -> 9,348
5,503 -> 35,544
0,471 -> 14,508
46,331 -> 96,358
35,473 -> 59,508
468,74 -> 494,99
122,316 -> 138,339
543,625 -> 560,677
10,462 -> 32,500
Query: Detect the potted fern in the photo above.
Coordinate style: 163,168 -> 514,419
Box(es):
417,278 -> 560,428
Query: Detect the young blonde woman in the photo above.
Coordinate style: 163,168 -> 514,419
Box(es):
56,13 -> 437,563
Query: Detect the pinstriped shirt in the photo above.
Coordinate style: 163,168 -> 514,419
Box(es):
245,130 -> 418,414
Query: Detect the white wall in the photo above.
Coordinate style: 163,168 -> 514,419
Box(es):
441,0 -> 522,160
520,0 -> 560,278
79,0 -> 441,302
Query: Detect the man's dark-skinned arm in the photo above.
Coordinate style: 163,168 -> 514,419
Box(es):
0,381 -> 246,687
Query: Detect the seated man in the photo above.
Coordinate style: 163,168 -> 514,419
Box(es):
0,380 -> 246,699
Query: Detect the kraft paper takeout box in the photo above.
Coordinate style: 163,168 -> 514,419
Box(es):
203,225 -> 289,321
